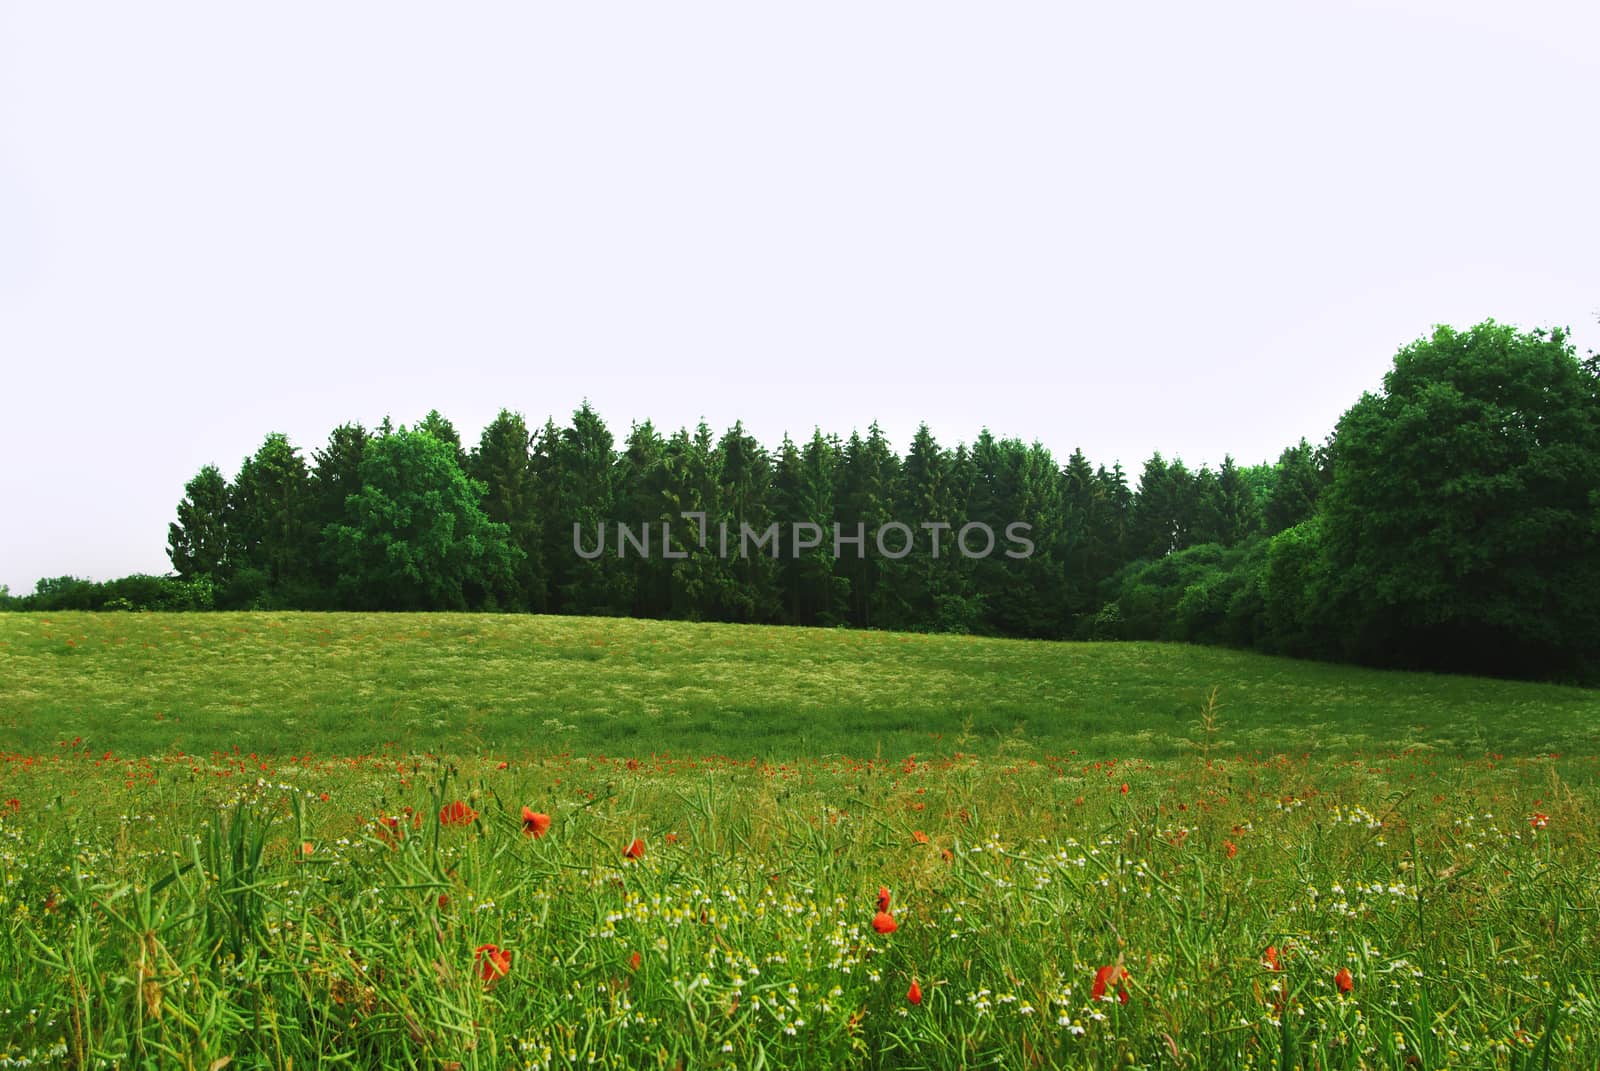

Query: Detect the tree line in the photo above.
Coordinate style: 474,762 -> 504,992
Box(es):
8,320 -> 1597,682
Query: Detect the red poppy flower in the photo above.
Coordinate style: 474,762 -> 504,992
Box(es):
521,807 -> 552,838
475,943 -> 512,988
1120,783 -> 1129,794
438,894 -> 449,910
623,838 -> 645,859
628,951 -> 641,972
439,800 -> 478,826
1262,946 -> 1280,971
912,830 -> 930,844
907,979 -> 923,1005
1530,812 -> 1549,830
876,886 -> 891,912
1335,967 -> 1353,994
872,910 -> 897,934
1092,964 -> 1130,1004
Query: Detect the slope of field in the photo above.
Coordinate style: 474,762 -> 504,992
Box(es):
2,611 -> 1596,760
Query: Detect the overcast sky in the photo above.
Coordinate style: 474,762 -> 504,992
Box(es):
1,1 -> 1596,592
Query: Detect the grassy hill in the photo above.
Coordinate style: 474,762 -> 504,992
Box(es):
3,611 -> 1595,760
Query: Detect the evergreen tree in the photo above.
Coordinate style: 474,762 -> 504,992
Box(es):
1262,439 -> 1322,536
894,424 -> 967,630
167,465 -> 232,582
772,430 -> 848,625
968,433 -> 1067,637
615,420 -> 672,618
416,409 -> 468,470
470,410 -> 544,610
1061,448 -> 1109,620
550,403 -> 626,615
1188,465 -> 1226,547
528,417 -> 564,612
1130,453 -> 1180,560
836,424 -> 900,628
716,421 -> 781,623
1215,454 -> 1256,546
226,433 -> 313,605
658,422 -> 722,620
308,423 -> 370,599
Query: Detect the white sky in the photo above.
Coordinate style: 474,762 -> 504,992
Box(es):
1,1 -> 1596,592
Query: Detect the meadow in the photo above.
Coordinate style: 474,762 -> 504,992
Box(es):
3,613 -> 1598,759
0,613 -> 1597,1069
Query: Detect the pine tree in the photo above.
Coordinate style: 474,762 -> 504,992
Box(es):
470,410 -> 544,610
615,420 -> 671,618
1188,466 -> 1226,547
837,424 -> 900,628
167,465 -> 232,582
716,421 -> 780,623
416,410 -> 468,470
227,433 -> 313,605
309,423 -> 370,599
1263,439 -> 1322,536
551,403 -> 625,615
1215,454 -> 1256,545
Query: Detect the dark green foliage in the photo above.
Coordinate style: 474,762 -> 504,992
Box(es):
167,465 -> 231,582
1260,518 -> 1332,658
225,433 -> 313,606
713,421 -> 782,623
1215,455 -> 1256,546
615,419 -> 674,618
772,430 -> 850,627
1315,322 -> 1600,678
470,410 -> 545,611
891,424 -> 976,632
837,424 -> 901,628
415,409 -> 468,470
967,432 -> 1069,637
1262,439 -> 1323,536
1130,453 -> 1206,559
306,423 -> 371,602
545,403 -> 629,615
11,574 -> 213,611
1103,542 -> 1248,641
106,320 -> 1600,683
327,428 -> 519,610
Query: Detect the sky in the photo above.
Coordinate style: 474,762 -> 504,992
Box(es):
1,1 -> 1597,592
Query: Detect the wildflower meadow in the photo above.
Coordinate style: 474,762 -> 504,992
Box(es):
1,613 -> 1597,1068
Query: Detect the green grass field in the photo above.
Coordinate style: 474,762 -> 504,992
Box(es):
1,613 -> 1597,1069
4,612 -> 1598,761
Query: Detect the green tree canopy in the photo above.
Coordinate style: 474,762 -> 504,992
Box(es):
328,428 -> 519,610
1317,320 -> 1600,677
226,433 -> 313,604
167,464 -> 231,581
